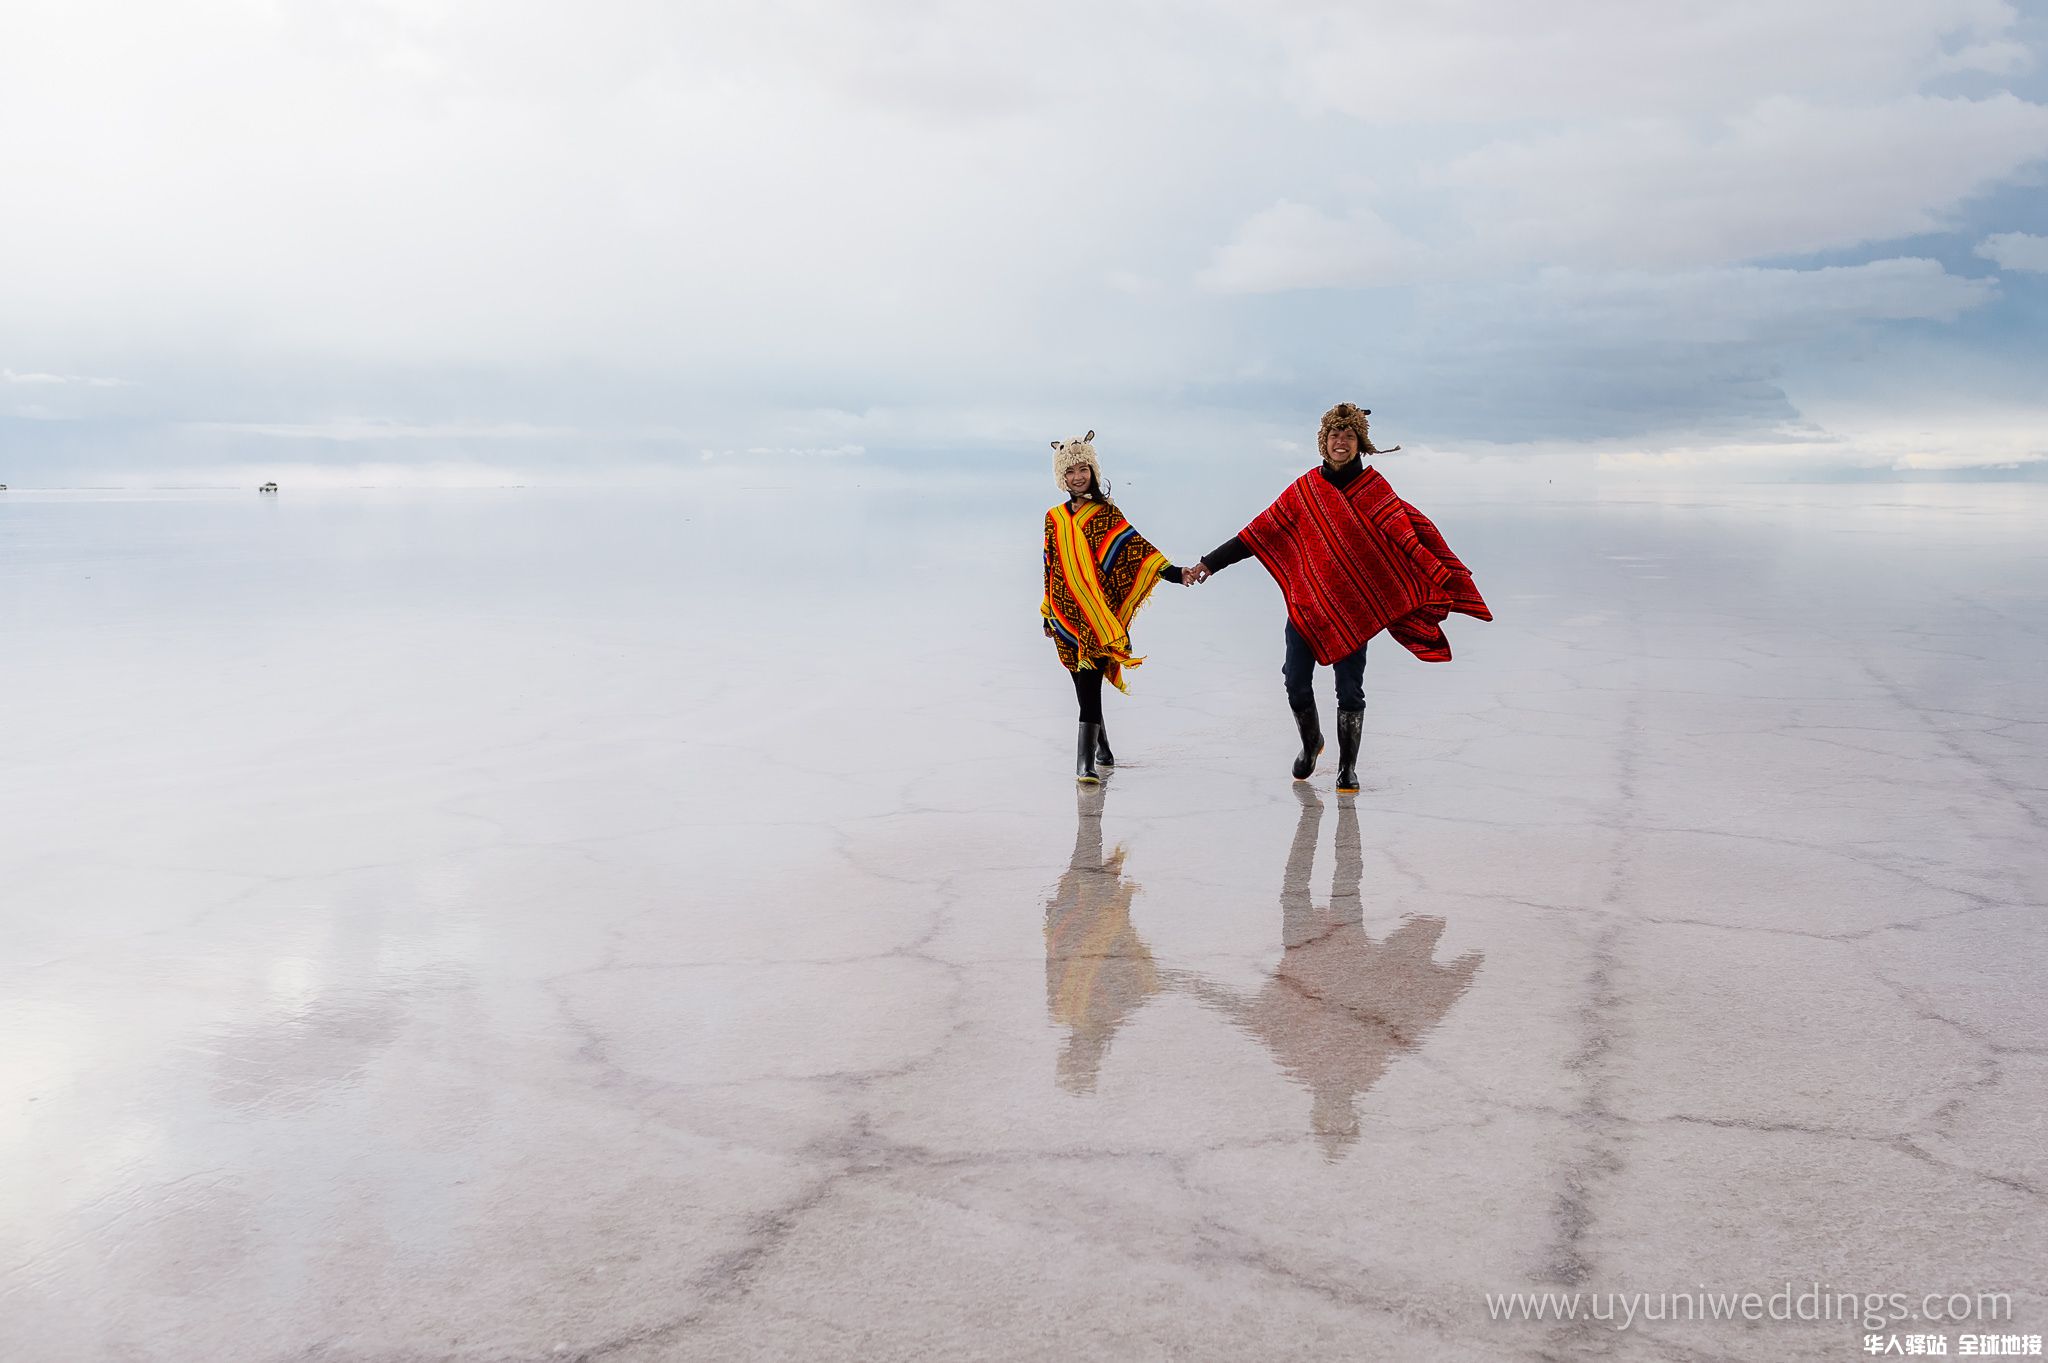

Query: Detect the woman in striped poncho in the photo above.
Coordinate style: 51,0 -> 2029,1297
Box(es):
1041,432 -> 1195,784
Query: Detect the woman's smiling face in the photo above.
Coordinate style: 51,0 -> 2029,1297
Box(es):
1064,464 -> 1094,494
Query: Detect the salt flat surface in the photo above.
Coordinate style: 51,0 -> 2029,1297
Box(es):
3,475 -> 2045,1361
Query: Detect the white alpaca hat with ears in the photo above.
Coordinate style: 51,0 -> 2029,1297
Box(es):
1051,429 -> 1101,490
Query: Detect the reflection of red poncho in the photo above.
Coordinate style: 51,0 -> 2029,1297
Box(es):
1240,467 -> 1491,666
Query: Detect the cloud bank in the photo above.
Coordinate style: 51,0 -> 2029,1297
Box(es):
1,0 -> 2044,481
1978,230 -> 2048,270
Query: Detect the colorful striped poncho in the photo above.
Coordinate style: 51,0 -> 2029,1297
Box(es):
1041,500 -> 1170,691
1239,466 -> 1491,666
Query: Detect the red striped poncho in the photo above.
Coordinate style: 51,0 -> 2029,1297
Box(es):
1239,467 -> 1490,666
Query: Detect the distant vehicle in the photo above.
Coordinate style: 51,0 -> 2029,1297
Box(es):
259,482 -> 278,493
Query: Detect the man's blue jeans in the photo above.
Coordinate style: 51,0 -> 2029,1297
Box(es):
1283,621 -> 1366,714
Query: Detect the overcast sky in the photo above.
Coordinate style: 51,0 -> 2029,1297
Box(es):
3,0 -> 2046,483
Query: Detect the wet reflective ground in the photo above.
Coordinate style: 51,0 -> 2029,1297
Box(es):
3,475 -> 2045,1361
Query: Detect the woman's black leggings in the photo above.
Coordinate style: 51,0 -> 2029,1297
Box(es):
1070,665 -> 1106,724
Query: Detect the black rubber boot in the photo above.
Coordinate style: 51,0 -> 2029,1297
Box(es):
1335,709 -> 1363,794
1076,722 -> 1103,784
1095,721 -> 1115,769
1290,703 -> 1324,781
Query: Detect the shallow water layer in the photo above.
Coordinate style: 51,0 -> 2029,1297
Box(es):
3,477 -> 2045,1361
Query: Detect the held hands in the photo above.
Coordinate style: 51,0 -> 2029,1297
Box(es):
1183,562 -> 1212,585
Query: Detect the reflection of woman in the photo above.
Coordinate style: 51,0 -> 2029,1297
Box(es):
1044,786 -> 1160,1093
1040,432 -> 1192,783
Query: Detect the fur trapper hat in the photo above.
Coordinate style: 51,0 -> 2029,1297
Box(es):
1318,403 -> 1400,459
1051,430 -> 1102,491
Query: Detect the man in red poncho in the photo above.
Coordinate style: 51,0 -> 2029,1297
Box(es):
1187,403 -> 1490,794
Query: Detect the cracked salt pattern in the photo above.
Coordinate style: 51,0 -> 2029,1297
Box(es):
2,477 -> 2043,1361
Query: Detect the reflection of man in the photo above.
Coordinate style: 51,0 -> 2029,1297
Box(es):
1044,785 -> 1161,1093
1176,789 -> 1483,1159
